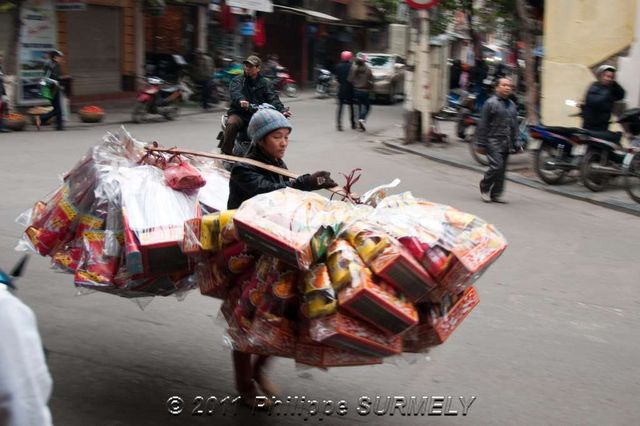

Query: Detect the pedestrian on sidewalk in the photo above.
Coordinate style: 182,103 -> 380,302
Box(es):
35,50 -> 65,131
192,48 -> 215,110
0,52 -> 10,133
348,53 -> 373,132
335,50 -> 355,131
478,77 -> 518,203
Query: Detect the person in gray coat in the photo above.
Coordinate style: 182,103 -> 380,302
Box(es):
477,77 -> 518,203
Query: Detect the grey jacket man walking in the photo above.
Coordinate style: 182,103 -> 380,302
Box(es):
477,78 -> 518,203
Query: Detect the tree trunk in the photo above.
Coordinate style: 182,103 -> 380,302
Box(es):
5,1 -> 23,74
465,2 -> 483,62
515,0 -> 540,124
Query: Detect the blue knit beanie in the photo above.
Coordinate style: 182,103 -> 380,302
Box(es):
247,108 -> 292,142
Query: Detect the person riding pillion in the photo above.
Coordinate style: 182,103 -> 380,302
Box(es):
221,55 -> 290,156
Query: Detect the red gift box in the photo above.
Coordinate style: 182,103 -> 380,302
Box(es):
249,316 -> 296,358
295,343 -> 383,367
234,219 -> 314,270
310,312 -> 403,358
440,230 -> 507,294
338,272 -> 418,336
403,286 -> 480,352
368,245 -> 437,303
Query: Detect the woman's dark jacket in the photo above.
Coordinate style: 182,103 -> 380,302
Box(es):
227,145 -> 315,209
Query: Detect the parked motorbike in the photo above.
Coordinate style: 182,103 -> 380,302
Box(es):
581,108 -> 640,193
527,124 -> 591,184
456,79 -> 493,139
132,77 -> 182,123
271,66 -> 298,98
315,68 -> 336,98
434,89 -> 465,121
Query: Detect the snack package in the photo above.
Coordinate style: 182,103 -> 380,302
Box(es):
337,272 -> 418,336
325,239 -> 368,292
403,286 -> 480,352
195,254 -> 229,299
309,312 -> 403,358
300,264 -> 337,319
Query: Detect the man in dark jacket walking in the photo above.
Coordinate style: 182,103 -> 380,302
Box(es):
582,65 -> 625,132
0,53 -> 10,133
35,50 -> 65,131
335,51 -> 355,131
478,77 -> 519,203
220,55 -> 289,155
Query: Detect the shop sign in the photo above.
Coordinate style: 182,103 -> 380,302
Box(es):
17,0 -> 58,105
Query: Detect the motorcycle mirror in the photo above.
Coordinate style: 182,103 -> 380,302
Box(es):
10,255 -> 29,279
565,99 -> 578,108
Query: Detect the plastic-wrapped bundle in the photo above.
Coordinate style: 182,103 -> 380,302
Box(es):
372,193 -> 507,297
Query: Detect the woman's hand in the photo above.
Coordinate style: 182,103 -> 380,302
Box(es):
310,171 -> 337,189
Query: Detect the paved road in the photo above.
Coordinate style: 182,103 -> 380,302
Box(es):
0,97 -> 638,425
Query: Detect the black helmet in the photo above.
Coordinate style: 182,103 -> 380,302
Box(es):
50,50 -> 64,59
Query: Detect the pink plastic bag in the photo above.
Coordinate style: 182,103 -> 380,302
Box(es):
164,160 -> 206,191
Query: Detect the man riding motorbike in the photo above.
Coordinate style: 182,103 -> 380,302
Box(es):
220,55 -> 291,155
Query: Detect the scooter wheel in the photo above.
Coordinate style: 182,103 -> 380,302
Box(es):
284,83 -> 298,98
534,143 -> 567,185
164,106 -> 180,121
132,102 -> 146,124
624,152 -> 640,203
581,149 -> 608,192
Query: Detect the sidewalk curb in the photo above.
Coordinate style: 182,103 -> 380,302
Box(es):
63,92 -> 319,130
383,140 -> 640,218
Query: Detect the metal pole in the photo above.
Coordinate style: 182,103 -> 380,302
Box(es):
417,9 -> 431,142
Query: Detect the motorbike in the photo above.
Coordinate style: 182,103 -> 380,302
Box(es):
315,68 -> 336,98
271,66 -> 298,98
213,59 -> 243,102
216,103 -> 290,159
581,108 -> 640,194
527,124 -> 592,184
434,89 -> 466,121
132,76 -> 182,123
456,79 -> 493,139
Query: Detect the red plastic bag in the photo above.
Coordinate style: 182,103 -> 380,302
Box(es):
164,160 -> 206,191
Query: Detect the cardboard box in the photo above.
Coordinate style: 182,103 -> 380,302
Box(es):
310,312 -> 403,358
338,273 -> 418,336
368,245 -> 437,303
403,286 -> 479,352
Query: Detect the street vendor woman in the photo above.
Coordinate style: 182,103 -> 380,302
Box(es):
227,107 -> 337,405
